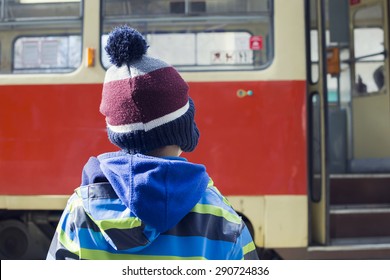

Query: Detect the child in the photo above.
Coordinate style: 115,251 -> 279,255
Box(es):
47,26 -> 258,260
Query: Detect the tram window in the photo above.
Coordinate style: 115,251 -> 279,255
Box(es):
310,30 -> 320,83
101,0 -> 273,71
352,3 -> 385,95
0,0 -> 82,74
310,30 -> 332,83
353,28 -> 384,94
3,0 -> 81,19
103,0 -> 269,17
13,36 -> 81,73
102,31 -> 254,69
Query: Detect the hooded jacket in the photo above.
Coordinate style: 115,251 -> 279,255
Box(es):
47,151 -> 258,260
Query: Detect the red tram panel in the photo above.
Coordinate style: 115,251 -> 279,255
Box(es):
0,80 -> 307,196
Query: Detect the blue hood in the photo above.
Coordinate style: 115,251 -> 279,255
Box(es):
81,151 -> 209,234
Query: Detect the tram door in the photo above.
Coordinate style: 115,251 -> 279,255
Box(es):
308,0 -> 330,246
310,0 -> 390,248
348,0 -> 390,163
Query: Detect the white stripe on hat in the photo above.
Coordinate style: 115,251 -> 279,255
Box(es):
107,101 -> 189,133
104,56 -> 170,83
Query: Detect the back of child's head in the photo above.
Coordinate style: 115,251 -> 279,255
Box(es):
100,26 -> 200,154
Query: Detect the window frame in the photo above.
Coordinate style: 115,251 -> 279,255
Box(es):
100,0 -> 274,72
0,0 -> 84,75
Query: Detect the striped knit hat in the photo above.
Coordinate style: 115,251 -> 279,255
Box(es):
100,26 -> 199,154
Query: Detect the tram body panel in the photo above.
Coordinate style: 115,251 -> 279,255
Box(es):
188,80 -> 307,196
0,83 -> 110,196
0,80 -> 307,197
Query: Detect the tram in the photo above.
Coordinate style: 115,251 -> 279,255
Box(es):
0,0 -> 389,259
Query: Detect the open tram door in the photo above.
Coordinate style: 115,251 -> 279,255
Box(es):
308,0 -> 390,257
306,0 -> 330,248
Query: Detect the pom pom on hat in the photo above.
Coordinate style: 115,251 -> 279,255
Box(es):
105,26 -> 149,67
100,26 -> 200,154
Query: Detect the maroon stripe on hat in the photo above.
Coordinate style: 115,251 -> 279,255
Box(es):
100,77 -> 143,125
101,67 -> 189,126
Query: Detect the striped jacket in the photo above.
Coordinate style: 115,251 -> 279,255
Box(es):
46,152 -> 258,260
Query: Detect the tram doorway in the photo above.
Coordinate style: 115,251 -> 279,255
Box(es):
308,0 -> 390,254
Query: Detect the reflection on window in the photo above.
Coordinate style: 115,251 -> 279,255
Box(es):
2,0 -> 81,20
13,36 -> 81,73
101,0 -> 273,71
102,0 -> 269,17
310,30 -> 331,84
0,0 -> 83,74
353,3 -> 385,95
353,28 -> 384,94
102,32 -> 255,69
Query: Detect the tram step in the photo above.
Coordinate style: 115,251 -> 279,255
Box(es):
330,174 -> 390,205
329,237 -> 390,247
330,204 -> 390,239
330,204 -> 390,214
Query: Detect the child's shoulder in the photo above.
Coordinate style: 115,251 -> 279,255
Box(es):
193,179 -> 242,224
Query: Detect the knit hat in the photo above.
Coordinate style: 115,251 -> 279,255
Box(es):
100,26 -> 200,154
